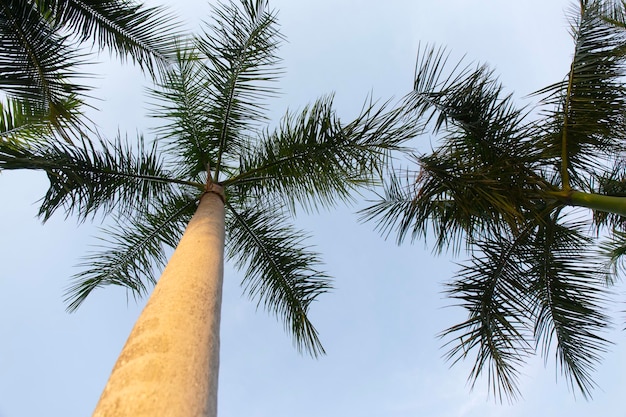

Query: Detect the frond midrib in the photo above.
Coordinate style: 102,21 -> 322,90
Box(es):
9,154 -> 203,188
65,0 -> 172,66
224,137 -> 375,187
213,23 -> 258,182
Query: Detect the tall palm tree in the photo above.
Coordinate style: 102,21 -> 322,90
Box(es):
0,0 -> 180,142
0,1 -> 416,415
363,0 -> 626,401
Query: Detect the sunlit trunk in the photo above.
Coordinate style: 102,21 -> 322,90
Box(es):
92,189 -> 225,417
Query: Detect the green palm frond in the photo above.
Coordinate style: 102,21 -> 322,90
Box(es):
0,0 -> 181,141
0,0 -> 88,126
149,47 -> 216,178
359,168 -> 420,242
195,0 -> 283,180
407,46 -> 533,164
535,0 -> 626,188
602,0 -> 626,23
414,151 -> 527,244
599,228 -> 626,284
361,164 -> 484,255
591,157 -> 626,230
0,135 -> 200,221
65,191 -> 197,311
35,0 -> 181,76
426,206 -> 610,401
529,215 -> 610,398
0,94 -> 86,144
406,44 -> 473,127
0,96 -> 50,143
441,229 -> 535,402
364,45 -> 545,253
596,0 -> 626,41
225,200 -> 330,357
230,96 -> 417,213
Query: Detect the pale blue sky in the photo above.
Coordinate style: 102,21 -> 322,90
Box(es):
2,1 -> 626,416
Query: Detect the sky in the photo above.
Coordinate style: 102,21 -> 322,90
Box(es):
2,1 -> 626,416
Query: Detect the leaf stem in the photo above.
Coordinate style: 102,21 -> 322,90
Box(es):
549,189 -> 626,217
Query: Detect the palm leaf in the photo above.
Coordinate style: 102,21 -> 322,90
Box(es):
149,47 -> 217,178
0,96 -> 50,143
65,191 -> 197,311
230,95 -> 417,213
0,94 -> 87,144
406,43 -> 473,127
0,135 -> 200,221
364,46 -> 545,253
360,166 -> 469,253
441,228 -> 535,402
590,156 -> 626,230
35,0 -> 181,76
361,0 -> 624,401
0,0 -> 88,127
535,0 -> 626,188
599,228 -> 626,284
225,199 -> 331,357
528,215 -> 610,398
195,0 -> 284,180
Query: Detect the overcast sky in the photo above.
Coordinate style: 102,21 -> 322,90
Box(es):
2,1 -> 626,416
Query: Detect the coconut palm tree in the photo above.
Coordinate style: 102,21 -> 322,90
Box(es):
0,1 -> 416,415
363,0 -> 626,401
0,0 -> 180,142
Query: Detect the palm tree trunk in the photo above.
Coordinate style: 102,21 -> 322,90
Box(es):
92,190 -> 225,417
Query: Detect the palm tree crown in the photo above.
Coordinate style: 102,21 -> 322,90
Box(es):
363,0 -> 626,401
0,0 -> 416,355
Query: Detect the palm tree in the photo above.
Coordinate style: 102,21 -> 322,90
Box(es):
362,0 -> 626,401
0,0 -> 180,142
0,1 -> 416,415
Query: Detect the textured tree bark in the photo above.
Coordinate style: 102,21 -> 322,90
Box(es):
92,189 -> 225,417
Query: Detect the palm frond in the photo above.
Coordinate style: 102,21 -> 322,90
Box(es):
406,45 -> 533,159
441,229 -> 535,402
598,228 -> 626,284
389,44 -> 548,248
406,44 -> 473,128
0,135 -> 200,221
0,94 -> 87,144
360,165 -> 473,255
598,0 -> 626,34
442,210 -> 611,400
359,166 -> 427,243
528,215 -> 611,398
229,95 -> 417,213
361,92 -> 542,255
149,46 -> 216,178
591,156 -> 626,229
535,0 -> 626,188
0,96 -> 50,143
36,0 -> 181,76
65,191 -> 197,311
225,199 -> 331,357
0,0 -> 88,127
195,0 -> 284,179
361,0 -> 623,401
